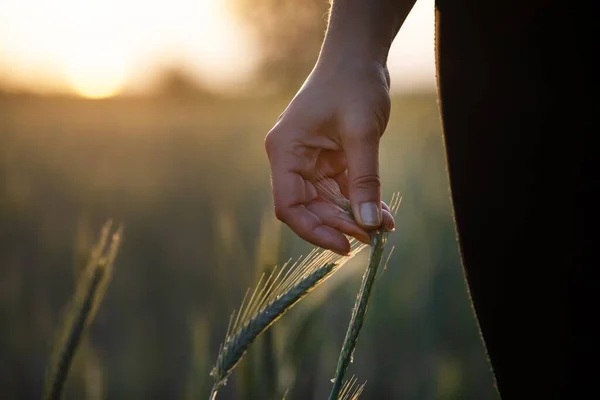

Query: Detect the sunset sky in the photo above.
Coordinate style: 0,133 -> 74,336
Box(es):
0,0 -> 435,98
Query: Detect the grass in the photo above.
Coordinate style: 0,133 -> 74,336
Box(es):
43,221 -> 122,400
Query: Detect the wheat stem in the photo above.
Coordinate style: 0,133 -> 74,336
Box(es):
43,221 -> 122,400
44,264 -> 105,400
328,193 -> 401,399
328,231 -> 388,400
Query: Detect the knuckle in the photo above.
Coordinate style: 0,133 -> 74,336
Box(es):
264,128 -> 280,156
343,117 -> 376,139
264,115 -> 292,157
273,204 -> 287,222
351,173 -> 381,190
342,110 -> 385,139
345,125 -> 382,146
341,107 -> 389,141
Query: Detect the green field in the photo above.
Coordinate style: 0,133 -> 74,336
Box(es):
0,93 -> 498,399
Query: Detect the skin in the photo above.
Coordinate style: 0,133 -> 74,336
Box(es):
265,0 -> 417,255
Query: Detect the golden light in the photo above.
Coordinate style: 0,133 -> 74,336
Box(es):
0,0 -> 435,96
0,0 -> 259,96
64,42 -> 129,99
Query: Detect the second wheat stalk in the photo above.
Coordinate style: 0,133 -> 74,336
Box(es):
329,193 -> 401,399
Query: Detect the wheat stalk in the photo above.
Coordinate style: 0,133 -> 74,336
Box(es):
328,193 -> 401,400
209,239 -> 368,398
43,221 -> 123,400
209,175 -> 396,399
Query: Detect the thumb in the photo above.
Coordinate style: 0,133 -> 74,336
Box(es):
342,129 -> 382,229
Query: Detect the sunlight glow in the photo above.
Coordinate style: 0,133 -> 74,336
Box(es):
0,0 -> 258,97
0,0 -> 434,96
64,42 -> 129,99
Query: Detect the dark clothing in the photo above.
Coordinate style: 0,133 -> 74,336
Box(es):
435,1 -> 594,398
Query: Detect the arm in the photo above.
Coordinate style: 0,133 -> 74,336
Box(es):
320,0 -> 416,67
265,0 -> 417,255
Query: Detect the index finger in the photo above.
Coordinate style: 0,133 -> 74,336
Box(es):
270,166 -> 351,255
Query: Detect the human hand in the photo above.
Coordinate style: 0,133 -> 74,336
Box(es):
265,60 -> 395,255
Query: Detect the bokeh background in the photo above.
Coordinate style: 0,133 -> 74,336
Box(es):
0,0 -> 499,399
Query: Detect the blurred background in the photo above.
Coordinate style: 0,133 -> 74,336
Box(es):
0,0 -> 499,399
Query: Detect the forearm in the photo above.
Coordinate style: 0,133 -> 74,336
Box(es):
319,0 -> 417,67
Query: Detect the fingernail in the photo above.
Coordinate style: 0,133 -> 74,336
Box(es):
359,202 -> 381,227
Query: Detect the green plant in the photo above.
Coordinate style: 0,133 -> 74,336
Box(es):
328,195 -> 399,399
209,179 -> 400,399
44,221 -> 123,400
43,190 -> 397,400
209,240 -> 368,399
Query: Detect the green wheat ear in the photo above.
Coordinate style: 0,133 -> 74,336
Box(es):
209,239 -> 368,399
338,375 -> 366,400
43,220 -> 123,400
329,193 -> 402,400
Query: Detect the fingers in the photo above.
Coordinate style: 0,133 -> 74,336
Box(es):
266,130 -> 351,255
266,113 -> 392,254
268,166 -> 393,253
316,173 -> 395,233
381,208 -> 395,232
340,128 -> 382,229
277,203 -> 352,255
306,201 -> 371,244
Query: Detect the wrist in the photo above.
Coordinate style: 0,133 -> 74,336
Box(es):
316,24 -> 391,86
316,0 -> 417,77
313,54 -> 390,91
318,18 -> 393,68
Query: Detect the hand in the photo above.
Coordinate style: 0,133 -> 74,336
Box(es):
265,59 -> 395,255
